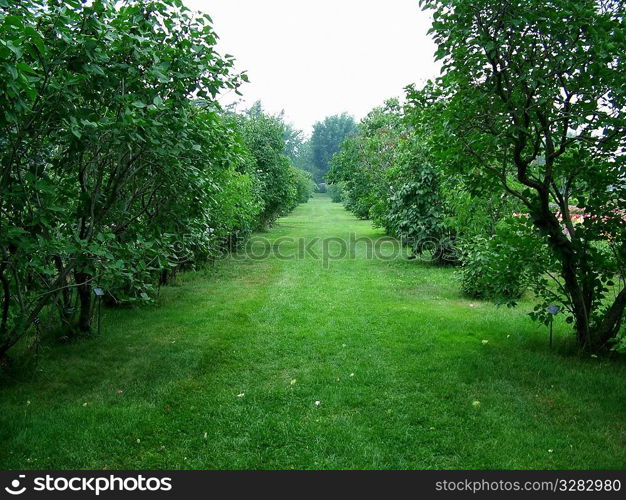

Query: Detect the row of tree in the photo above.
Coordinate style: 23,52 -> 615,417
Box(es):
330,0 -> 626,351
0,0 -> 314,358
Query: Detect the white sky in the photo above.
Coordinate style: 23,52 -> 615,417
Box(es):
185,0 -> 440,134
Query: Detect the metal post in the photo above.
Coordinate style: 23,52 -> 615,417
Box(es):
97,297 -> 102,337
549,317 -> 553,349
547,305 -> 560,349
93,288 -> 105,336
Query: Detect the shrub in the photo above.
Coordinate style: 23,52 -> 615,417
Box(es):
292,167 -> 316,204
327,183 -> 343,202
384,138 -> 458,264
459,218 -> 546,304
0,1 -> 307,358
460,236 -> 526,301
235,104 -> 306,229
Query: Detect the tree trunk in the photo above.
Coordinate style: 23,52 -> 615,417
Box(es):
556,249 -> 591,348
533,193 -> 592,347
536,209 -> 626,350
75,271 -> 93,333
592,287 -> 626,348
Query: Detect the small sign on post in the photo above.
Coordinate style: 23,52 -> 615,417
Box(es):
546,305 -> 560,348
93,288 -> 105,336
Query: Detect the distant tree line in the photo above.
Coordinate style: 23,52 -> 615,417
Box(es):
290,113 -> 356,185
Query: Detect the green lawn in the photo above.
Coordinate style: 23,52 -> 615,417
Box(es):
1,194 -> 625,469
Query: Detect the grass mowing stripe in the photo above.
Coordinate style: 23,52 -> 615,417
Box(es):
0,194 -> 624,469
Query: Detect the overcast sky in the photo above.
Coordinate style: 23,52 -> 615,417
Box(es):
185,0 -> 440,134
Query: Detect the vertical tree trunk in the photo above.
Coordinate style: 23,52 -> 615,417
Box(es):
534,193 -> 592,348
75,271 -> 93,333
592,288 -> 626,348
556,249 -> 591,348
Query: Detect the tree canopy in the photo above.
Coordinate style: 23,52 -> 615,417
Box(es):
309,113 -> 357,183
0,0 -> 314,357
331,0 -> 626,351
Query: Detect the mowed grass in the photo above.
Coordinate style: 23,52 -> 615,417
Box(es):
0,194 -> 625,469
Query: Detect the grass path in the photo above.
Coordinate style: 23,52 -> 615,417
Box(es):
1,195 -> 625,469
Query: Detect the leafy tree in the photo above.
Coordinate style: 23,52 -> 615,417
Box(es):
310,113 -> 356,182
330,98 -> 467,264
291,166 -> 316,204
281,120 -> 305,163
236,103 -> 305,228
327,182 -> 344,202
420,0 -> 626,349
328,135 -> 375,218
0,0 -> 306,359
400,83 -> 522,267
328,101 -> 402,219
292,140 -> 317,182
0,0 -> 244,348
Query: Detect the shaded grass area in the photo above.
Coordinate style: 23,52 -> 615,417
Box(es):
1,194 -> 625,469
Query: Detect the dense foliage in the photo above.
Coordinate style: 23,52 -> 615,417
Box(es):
0,0 -> 312,358
332,0 -> 626,350
301,113 -> 356,183
329,98 -> 505,266
232,103 -> 314,229
420,0 -> 626,349
328,101 -> 402,220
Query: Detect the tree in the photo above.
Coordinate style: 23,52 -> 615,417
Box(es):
281,120 -> 305,163
0,0 -> 310,359
235,103 -> 307,228
420,0 -> 626,349
310,113 -> 356,182
328,100 -> 403,220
